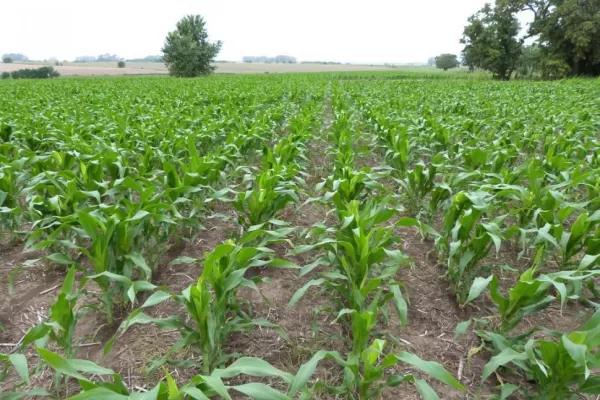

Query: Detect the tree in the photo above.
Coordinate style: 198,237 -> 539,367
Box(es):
1,72 -> 10,79
516,44 -> 542,78
427,57 -> 436,66
435,54 -> 459,71
75,56 -> 97,63
2,53 -> 28,62
118,61 -> 126,68
9,66 -> 60,79
97,53 -> 119,62
460,3 -> 522,80
500,0 -> 600,76
2,57 -> 13,64
162,14 -> 222,77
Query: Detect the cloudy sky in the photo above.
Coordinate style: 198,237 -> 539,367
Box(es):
2,0 -> 501,64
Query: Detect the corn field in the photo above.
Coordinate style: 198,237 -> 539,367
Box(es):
1,74 -> 600,399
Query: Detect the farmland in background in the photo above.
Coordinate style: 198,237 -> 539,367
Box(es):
1,73 -> 600,399
0,62 -> 426,76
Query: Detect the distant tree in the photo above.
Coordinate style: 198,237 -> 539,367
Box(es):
244,55 -> 296,63
75,56 -> 97,63
9,66 -> 60,79
162,14 -> 222,77
516,44 -> 542,78
1,72 -> 10,79
2,53 -> 28,62
127,55 -> 163,62
97,53 -> 120,62
2,57 -> 13,64
427,57 -> 436,66
435,54 -> 459,71
118,61 -> 126,68
460,3 -> 522,80
540,58 -> 571,79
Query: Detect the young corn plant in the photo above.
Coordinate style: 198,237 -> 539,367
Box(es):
396,160 -> 438,218
233,166 -> 300,229
0,164 -> 23,242
462,247 -> 600,335
437,191 -> 503,304
290,198 -> 414,327
29,204 -> 168,325
323,309 -> 466,399
262,134 -> 305,170
477,308 -> 600,400
119,235 -> 293,374
529,211 -> 600,270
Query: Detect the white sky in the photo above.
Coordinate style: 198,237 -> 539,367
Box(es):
2,0 -> 499,64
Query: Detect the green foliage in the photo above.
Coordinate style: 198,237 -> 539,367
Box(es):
290,198 -> 410,322
437,191 -> 501,304
162,14 -> 223,77
2,56 -> 13,64
465,252 -> 600,333
541,58 -> 571,79
9,66 -> 60,79
435,54 -> 459,71
498,0 -> 600,76
461,4 -> 522,80
2,71 -> 600,400
233,166 -> 300,228
120,232 -> 293,374
117,61 -> 125,68
516,44 -> 542,78
1,71 -> 10,79
478,309 -> 600,399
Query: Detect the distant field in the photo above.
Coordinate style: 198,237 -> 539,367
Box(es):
0,61 -> 420,76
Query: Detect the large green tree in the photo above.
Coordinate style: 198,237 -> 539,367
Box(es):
435,54 -> 459,71
499,0 -> 600,76
162,15 -> 222,77
460,3 -> 523,80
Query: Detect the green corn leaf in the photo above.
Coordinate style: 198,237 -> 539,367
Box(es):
454,320 -> 472,339
68,359 -> 116,375
36,348 -> 87,380
129,384 -> 164,400
288,278 -> 325,307
66,387 -> 128,400
482,348 -> 528,382
198,375 -> 232,400
125,253 -> 152,279
232,383 -> 292,400
126,210 -> 150,222
46,252 -> 74,265
499,383 -> 519,399
394,352 -> 466,391
178,387 -> 211,400
1,388 -> 51,400
580,376 -> 600,394
390,283 -> 408,327
142,291 -> 173,308
465,275 -> 493,305
414,378 -> 440,400
288,350 -> 342,396
2,353 -> 31,385
213,357 -> 294,383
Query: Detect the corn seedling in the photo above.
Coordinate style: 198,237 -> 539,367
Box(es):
119,235 -> 294,373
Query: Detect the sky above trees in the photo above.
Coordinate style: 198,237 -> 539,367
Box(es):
2,0 -> 522,63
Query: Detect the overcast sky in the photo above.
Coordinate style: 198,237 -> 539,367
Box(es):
2,0 -> 500,64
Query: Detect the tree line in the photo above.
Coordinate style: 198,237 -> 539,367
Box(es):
242,55 -> 297,64
461,0 -> 600,79
1,66 -> 60,80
